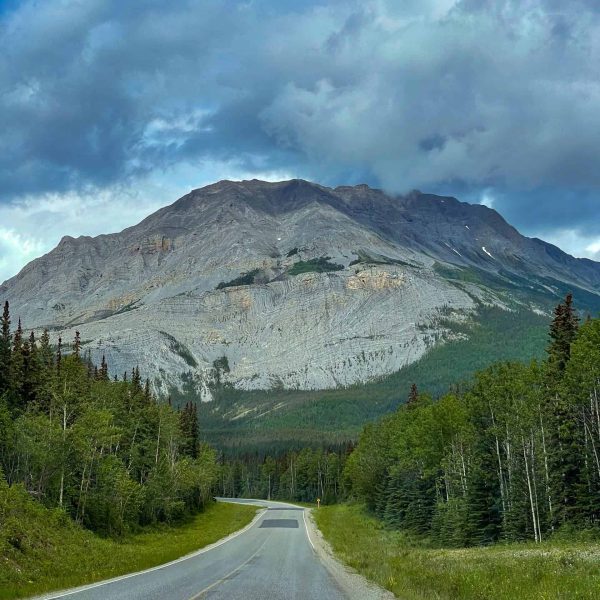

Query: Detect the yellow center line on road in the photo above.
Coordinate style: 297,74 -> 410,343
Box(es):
186,534 -> 272,600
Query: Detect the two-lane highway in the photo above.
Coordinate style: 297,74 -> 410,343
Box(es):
36,499 -> 347,600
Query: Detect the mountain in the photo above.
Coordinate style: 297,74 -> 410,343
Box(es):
2,179 -> 600,446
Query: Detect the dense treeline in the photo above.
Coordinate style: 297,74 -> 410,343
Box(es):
345,294 -> 600,545
0,302 -> 219,536
219,446 -> 350,504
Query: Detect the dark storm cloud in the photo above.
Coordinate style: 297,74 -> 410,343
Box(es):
0,0 -> 599,239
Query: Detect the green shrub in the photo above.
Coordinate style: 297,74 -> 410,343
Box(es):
216,269 -> 260,289
287,257 -> 344,276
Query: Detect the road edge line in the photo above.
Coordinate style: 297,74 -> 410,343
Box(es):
303,509 -> 316,551
304,508 -> 396,600
33,505 -> 266,600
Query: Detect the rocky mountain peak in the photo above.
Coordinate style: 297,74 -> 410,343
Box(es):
1,179 -> 599,400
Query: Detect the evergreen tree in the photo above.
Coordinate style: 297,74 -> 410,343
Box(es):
545,294 -> 582,528
407,383 -> 419,407
0,311 -> 221,534
56,337 -> 62,372
0,301 -> 11,396
8,318 -> 25,412
565,318 -> 600,525
547,293 -> 579,374
73,331 -> 81,359
39,330 -> 53,369
84,349 -> 94,379
179,402 -> 199,458
461,420 -> 503,545
132,367 -> 141,393
143,379 -> 152,404
100,355 -> 109,381
35,329 -> 54,411
21,331 -> 40,407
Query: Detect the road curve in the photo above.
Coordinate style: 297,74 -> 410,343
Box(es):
34,498 -> 348,600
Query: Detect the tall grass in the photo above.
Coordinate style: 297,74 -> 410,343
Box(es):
0,500 -> 257,600
314,504 -> 600,600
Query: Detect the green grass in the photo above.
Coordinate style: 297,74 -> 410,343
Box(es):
0,485 -> 257,600
314,504 -> 600,600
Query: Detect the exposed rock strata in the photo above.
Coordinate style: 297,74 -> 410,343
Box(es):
2,179 -> 599,398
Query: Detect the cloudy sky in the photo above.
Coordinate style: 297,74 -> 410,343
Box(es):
1,0 -> 599,282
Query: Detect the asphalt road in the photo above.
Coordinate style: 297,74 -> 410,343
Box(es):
36,499 -> 348,600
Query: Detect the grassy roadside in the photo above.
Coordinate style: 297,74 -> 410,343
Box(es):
313,503 -> 600,600
0,497 -> 257,600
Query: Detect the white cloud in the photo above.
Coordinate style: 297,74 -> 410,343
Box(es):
533,228 -> 600,261
0,229 -> 46,283
585,240 -> 600,258
479,191 -> 495,209
0,0 -> 599,274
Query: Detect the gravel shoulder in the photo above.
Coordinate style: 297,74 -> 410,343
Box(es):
304,508 -> 397,600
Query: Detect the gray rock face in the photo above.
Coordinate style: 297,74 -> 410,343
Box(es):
2,179 -> 599,398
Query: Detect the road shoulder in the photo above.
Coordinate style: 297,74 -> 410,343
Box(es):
304,508 -> 396,600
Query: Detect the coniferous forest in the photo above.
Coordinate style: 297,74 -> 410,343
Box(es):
345,294 -> 600,545
2,292 -> 600,551
0,301 -> 219,536
0,296 -> 349,545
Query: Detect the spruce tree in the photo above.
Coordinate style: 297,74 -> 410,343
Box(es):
407,383 -> 419,408
8,318 -> 25,411
36,329 -> 54,411
56,337 -> 62,372
547,293 -> 579,374
401,470 -> 436,534
382,471 -> 403,527
84,349 -> 94,379
100,355 -> 109,381
545,293 -> 582,528
179,402 -> 199,458
21,331 -> 40,407
132,366 -> 141,392
373,469 -> 391,520
143,378 -> 151,404
0,301 -> 11,396
39,329 -> 52,368
73,331 -> 81,359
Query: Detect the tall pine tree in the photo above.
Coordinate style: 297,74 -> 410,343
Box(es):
179,402 -> 199,458
0,301 -> 11,397
545,293 -> 582,528
8,318 -> 25,412
547,293 -> 579,374
407,383 -> 419,408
